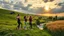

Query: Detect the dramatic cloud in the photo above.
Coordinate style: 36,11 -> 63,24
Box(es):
43,0 -> 54,3
52,2 -> 64,13
0,0 -> 63,14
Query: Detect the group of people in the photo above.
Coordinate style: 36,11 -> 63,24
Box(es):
16,14 -> 33,30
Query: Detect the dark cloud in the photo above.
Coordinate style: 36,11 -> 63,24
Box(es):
2,4 -> 11,9
49,0 -> 54,2
52,6 -> 64,13
25,0 -> 28,3
58,3 -> 63,6
43,0 -> 48,3
52,2 -> 64,13
43,0 -> 54,3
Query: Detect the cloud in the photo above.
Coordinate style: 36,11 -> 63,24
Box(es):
0,0 -> 63,14
43,0 -> 48,3
52,2 -> 64,13
43,0 -> 54,3
49,0 -> 54,2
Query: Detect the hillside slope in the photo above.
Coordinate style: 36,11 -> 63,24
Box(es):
0,9 -> 51,36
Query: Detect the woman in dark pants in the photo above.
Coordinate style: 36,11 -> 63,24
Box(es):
29,16 -> 32,29
16,14 -> 21,29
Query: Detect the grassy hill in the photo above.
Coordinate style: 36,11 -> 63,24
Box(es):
0,9 -> 51,36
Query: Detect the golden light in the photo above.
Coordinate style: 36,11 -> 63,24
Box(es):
5,0 -> 9,2
0,5 -> 2,8
44,6 -> 49,11
11,5 -> 13,8
0,6 -> 2,8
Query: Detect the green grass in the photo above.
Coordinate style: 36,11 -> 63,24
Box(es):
0,9 -> 51,36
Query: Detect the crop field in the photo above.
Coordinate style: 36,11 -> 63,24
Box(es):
46,20 -> 64,31
46,20 -> 64,36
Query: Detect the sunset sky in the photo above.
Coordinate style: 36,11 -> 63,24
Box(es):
21,0 -> 62,9
3,0 -> 62,9
0,0 -> 64,16
0,0 -> 64,13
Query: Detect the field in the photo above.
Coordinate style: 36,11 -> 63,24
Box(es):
0,9 -> 64,36
46,20 -> 64,31
46,20 -> 64,36
0,9 -> 51,36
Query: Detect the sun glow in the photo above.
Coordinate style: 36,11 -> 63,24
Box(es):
44,6 -> 50,11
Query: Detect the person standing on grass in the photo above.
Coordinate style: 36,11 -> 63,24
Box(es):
16,14 -> 21,29
24,16 -> 28,29
29,16 -> 32,29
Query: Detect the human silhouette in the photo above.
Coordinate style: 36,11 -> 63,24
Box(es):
24,16 -> 28,29
16,14 -> 21,29
29,16 -> 32,29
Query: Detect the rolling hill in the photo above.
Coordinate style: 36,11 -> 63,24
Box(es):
0,9 -> 51,36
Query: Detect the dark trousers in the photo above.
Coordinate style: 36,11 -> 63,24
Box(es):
17,21 -> 21,29
29,22 -> 32,29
